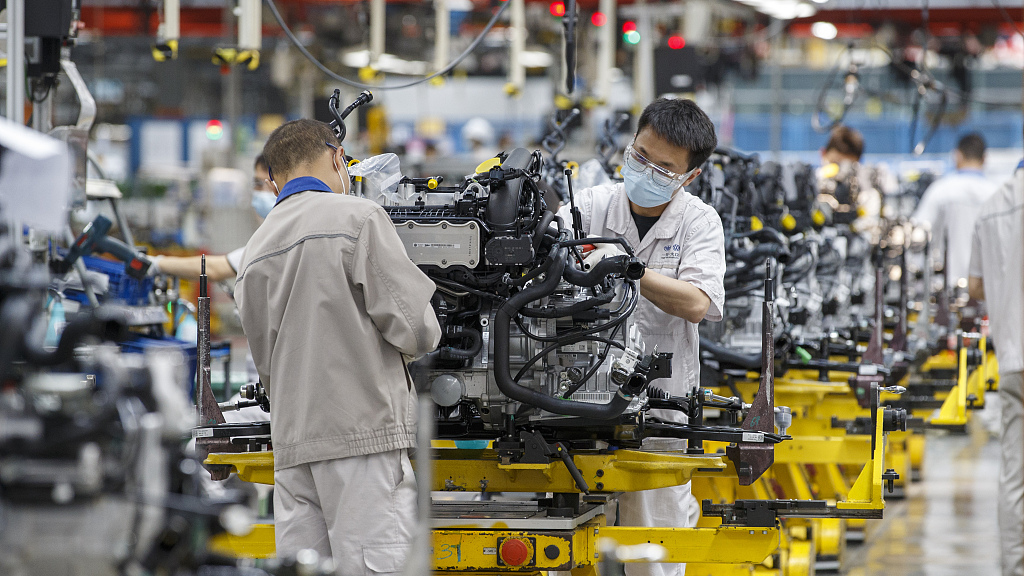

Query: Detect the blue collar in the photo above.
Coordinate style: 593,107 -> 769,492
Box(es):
956,168 -> 985,177
275,176 -> 334,206
1017,159 -> 1023,171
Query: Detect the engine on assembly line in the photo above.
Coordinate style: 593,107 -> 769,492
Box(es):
375,148 -> 667,435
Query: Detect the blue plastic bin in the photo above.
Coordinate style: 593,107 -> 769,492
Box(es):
64,255 -> 154,306
121,335 -> 198,396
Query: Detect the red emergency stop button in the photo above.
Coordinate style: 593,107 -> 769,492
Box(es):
499,538 -> 532,566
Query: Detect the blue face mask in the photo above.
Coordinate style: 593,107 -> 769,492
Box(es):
251,191 -> 276,218
622,163 -> 693,208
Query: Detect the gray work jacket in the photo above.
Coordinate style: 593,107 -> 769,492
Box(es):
235,188 -> 441,470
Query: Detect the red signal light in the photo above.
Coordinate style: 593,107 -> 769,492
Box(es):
549,1 -> 566,17
622,21 -> 636,33
591,12 -> 606,26
667,35 -> 685,49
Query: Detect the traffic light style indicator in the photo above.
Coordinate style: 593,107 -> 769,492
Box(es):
206,120 -> 224,141
549,1 -> 566,17
591,12 -> 606,26
668,35 -> 685,49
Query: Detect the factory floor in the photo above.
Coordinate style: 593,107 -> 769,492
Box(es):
843,427 -> 1001,575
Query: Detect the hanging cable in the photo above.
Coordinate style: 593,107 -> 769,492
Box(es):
264,0 -> 512,91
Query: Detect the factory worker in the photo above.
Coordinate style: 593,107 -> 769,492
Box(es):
968,166 -> 1024,576
234,119 -> 441,573
557,98 -> 725,576
816,125 -> 884,240
913,132 -> 998,287
148,155 -> 275,281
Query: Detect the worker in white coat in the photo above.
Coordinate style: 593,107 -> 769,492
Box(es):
913,132 -> 998,287
557,98 -> 725,576
968,165 -> 1024,576
234,119 -> 442,574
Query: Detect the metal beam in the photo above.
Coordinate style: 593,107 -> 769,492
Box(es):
5,0 -> 24,124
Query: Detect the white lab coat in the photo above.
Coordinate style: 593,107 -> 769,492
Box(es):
914,170 -> 998,285
557,183 -> 726,576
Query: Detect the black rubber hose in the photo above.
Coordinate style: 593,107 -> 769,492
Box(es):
492,245 -> 636,419
22,306 -> 130,367
564,254 -> 645,287
533,210 -> 555,253
518,287 -> 616,319
700,337 -> 762,371
440,327 -> 482,359
728,243 -> 789,264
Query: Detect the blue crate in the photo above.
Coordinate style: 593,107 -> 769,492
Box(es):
121,335 -> 198,396
64,255 -> 154,306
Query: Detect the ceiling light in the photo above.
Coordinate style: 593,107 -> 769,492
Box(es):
811,21 -> 838,40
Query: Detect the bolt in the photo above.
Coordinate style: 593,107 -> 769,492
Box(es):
407,222 -> 414,228
595,469 -> 604,477
470,223 -> 476,229
441,259 -> 447,265
595,482 -> 604,491
441,222 -> 448,229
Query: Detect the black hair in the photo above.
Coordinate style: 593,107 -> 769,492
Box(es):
254,153 -> 268,170
636,98 -> 718,171
263,119 -> 338,180
957,132 -> 986,162
824,125 -> 864,161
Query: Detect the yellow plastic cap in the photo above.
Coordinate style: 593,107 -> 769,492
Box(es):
781,213 -> 796,230
475,157 -> 502,174
750,216 -> 764,231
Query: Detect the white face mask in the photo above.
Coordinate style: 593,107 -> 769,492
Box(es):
251,191 -> 276,218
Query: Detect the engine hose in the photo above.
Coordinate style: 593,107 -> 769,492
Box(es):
563,254 -> 645,287
492,245 -> 636,420
728,243 -> 789,264
22,306 -> 130,367
518,287 -> 616,319
440,327 -> 482,359
533,210 -> 555,253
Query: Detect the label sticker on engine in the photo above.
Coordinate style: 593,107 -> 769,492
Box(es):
192,428 -> 214,438
560,342 -> 589,353
412,242 -> 461,248
742,432 -> 764,443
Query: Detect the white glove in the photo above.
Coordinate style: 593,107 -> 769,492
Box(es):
146,255 -> 164,277
582,243 -> 627,271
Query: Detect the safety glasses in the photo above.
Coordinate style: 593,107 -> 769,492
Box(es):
623,142 -> 693,188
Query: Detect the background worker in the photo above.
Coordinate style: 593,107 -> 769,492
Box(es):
147,155 -> 275,282
817,125 -> 888,239
913,133 -> 998,287
968,166 -> 1024,576
557,98 -> 725,576
234,119 -> 441,572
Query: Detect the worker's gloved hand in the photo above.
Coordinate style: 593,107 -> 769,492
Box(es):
146,255 -> 164,277
582,243 -> 627,271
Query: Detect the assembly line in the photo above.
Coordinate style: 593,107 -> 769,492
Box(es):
0,1 -> 1021,576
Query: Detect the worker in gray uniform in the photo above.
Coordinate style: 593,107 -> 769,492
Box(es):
557,98 -> 725,576
969,164 -> 1024,576
234,119 -> 441,574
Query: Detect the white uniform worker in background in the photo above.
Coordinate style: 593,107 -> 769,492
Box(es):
235,119 -> 441,574
968,165 -> 1024,576
914,132 -> 998,287
558,98 -> 725,576
148,154 -> 276,282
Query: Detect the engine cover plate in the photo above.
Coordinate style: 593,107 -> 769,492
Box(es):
395,220 -> 481,268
